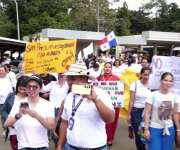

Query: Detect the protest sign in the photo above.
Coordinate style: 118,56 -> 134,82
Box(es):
24,40 -> 76,74
92,81 -> 124,107
149,56 -> 180,95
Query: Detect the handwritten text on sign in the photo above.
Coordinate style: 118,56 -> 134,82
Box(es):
149,56 -> 180,95
24,40 -> 76,74
93,81 -> 124,107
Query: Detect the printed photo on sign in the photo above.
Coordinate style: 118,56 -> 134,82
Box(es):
158,101 -> 172,120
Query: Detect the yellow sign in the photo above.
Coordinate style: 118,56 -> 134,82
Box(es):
120,68 -> 139,118
24,40 -> 77,74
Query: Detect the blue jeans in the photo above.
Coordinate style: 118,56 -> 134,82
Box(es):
19,147 -> 48,150
0,104 -> 5,130
147,127 -> 175,150
131,107 -> 146,150
65,144 -> 108,150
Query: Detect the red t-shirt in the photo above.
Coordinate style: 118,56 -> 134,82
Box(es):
97,74 -> 120,81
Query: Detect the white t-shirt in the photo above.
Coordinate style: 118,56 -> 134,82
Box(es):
129,63 -> 142,73
88,68 -> 102,79
42,81 -> 69,108
130,80 -> 151,108
9,97 -> 54,149
9,95 -> 26,136
8,71 -> 17,89
62,87 -> 114,148
146,91 -> 179,129
0,76 -> 13,104
112,66 -> 126,77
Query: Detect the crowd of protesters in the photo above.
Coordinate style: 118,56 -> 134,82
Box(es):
0,52 -> 179,150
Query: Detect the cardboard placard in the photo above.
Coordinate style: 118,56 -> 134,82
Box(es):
24,40 -> 76,74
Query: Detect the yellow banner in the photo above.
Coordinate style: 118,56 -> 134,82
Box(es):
24,40 -> 77,74
119,68 -> 139,118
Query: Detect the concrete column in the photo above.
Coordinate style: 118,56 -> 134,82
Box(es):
153,45 -> 157,55
116,45 -> 123,59
170,45 -> 175,56
93,41 -> 99,56
139,45 -> 144,51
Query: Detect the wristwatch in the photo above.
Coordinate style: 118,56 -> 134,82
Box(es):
15,113 -> 22,120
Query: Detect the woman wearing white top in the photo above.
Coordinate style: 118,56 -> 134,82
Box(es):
127,67 -> 151,150
2,76 -> 28,150
4,75 -> 55,150
42,73 -> 69,146
112,59 -> 125,77
42,73 -> 69,113
144,72 -> 180,150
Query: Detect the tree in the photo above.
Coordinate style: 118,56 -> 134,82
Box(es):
1,0 -> 180,38
69,0 -> 113,32
0,0 -> 73,38
129,10 -> 153,34
0,0 -> 114,37
115,2 -> 131,36
141,0 -> 180,32
0,4 -> 15,37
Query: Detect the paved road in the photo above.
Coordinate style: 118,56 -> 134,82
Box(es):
0,118 -> 135,150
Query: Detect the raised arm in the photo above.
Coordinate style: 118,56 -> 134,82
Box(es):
85,87 -> 115,123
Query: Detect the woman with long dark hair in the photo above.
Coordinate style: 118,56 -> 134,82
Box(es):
2,76 -> 29,150
127,67 -> 151,150
97,62 -> 120,146
144,72 -> 180,150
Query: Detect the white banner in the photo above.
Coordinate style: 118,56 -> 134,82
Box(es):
92,81 -> 124,107
149,56 -> 180,95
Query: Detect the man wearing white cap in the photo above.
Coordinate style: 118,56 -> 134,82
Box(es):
56,62 -> 115,150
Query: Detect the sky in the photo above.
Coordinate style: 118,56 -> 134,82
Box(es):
109,0 -> 180,10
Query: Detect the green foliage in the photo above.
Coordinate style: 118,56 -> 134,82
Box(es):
129,10 -> 153,34
0,8 -> 15,37
0,0 -> 180,38
115,2 -> 131,36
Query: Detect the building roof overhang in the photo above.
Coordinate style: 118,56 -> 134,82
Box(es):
42,28 -> 105,41
0,37 -> 27,53
117,31 -> 180,47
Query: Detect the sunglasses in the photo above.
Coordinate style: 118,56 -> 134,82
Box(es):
27,85 -> 39,90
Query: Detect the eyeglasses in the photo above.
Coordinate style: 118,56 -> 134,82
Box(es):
27,85 -> 39,90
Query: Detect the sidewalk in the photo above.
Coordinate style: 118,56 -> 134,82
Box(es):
0,119 -> 135,150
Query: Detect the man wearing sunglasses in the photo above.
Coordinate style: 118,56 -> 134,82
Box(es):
56,63 -> 115,150
4,75 -> 55,150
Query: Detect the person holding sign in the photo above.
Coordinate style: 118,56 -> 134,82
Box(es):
97,62 -> 120,146
56,62 -> 114,150
144,72 -> 180,150
127,67 -> 151,150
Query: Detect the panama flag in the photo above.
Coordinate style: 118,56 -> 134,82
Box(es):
99,31 -> 117,51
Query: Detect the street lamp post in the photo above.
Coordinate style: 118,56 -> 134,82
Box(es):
14,0 -> 20,40
97,0 -> 100,32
